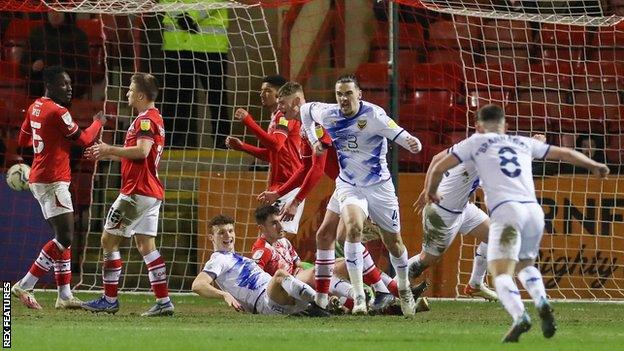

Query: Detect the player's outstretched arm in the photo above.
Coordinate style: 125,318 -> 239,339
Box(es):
192,271 -> 244,312
425,153 -> 461,204
70,111 -> 110,147
85,138 -> 152,161
414,149 -> 447,213
235,108 -> 288,152
226,136 -> 270,162
545,146 -> 610,178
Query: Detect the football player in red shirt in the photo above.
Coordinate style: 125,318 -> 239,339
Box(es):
225,75 -> 305,235
11,66 -> 108,310
81,73 -> 173,316
257,82 -> 400,313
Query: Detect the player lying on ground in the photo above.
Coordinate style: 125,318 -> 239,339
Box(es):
192,214 -> 329,316
257,82 -> 401,312
81,73 -> 173,317
226,75 -> 305,235
426,104 -> 609,342
301,75 -> 422,315
12,65 -> 108,310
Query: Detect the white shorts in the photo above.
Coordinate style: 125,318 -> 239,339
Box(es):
332,178 -> 401,233
327,192 -> 340,214
487,202 -> 545,262
104,194 -> 161,238
29,182 -> 73,219
254,291 -> 308,315
274,187 -> 305,235
422,202 -> 488,256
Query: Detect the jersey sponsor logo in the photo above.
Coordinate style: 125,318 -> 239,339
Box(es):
252,250 -> 264,261
140,119 -> 151,131
357,119 -> 367,130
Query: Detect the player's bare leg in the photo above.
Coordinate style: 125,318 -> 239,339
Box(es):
269,269 -> 329,317
82,231 -> 124,314
314,210 -> 340,309
13,212 -> 80,310
135,234 -> 174,316
490,259 -> 531,342
380,230 -> 415,316
517,258 -> 556,339
342,205 -> 368,315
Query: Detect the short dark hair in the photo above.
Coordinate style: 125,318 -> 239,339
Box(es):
254,204 -> 280,225
209,214 -> 235,227
43,66 -> 67,86
262,75 -> 287,89
277,81 -> 303,98
477,104 -> 505,124
336,74 -> 360,89
131,73 -> 159,101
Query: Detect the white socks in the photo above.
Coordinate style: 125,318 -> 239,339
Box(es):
344,241 -> 365,299
389,249 -> 409,291
281,275 -> 316,303
494,274 -> 525,320
468,242 -> 488,288
518,265 -> 548,307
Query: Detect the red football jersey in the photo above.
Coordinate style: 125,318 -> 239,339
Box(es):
120,107 -> 165,199
266,111 -> 302,191
251,235 -> 300,276
20,97 -> 79,183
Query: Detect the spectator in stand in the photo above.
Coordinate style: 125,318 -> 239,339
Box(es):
558,135 -> 606,174
20,10 -> 90,99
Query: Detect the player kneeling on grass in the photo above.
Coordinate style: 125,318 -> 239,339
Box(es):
81,73 -> 173,316
12,66 -> 109,310
192,215 -> 329,316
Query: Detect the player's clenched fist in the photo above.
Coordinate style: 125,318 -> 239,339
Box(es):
406,136 -> 422,154
225,136 -> 243,150
233,108 -> 248,121
257,190 -> 279,204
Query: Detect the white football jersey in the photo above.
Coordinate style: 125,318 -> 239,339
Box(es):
436,146 -> 480,213
451,133 -> 550,213
301,101 -> 405,187
202,251 -> 272,313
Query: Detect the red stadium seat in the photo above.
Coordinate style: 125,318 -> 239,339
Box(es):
465,63 -> 517,88
482,19 -> 533,45
467,90 -> 510,113
372,22 -> 425,50
539,24 -> 588,46
356,63 -> 388,89
369,49 -> 420,67
505,102 -> 549,131
516,89 -> 568,105
76,19 -> 106,83
361,90 -> 389,108
517,63 -> 573,90
573,91 -> 620,106
398,102 -> 446,132
551,134 -> 576,148
573,62 -> 624,90
442,131 -> 468,145
403,62 -> 462,90
426,48 -> 475,66
427,19 -> 480,49
539,48 -> 583,69
1,19 -> 42,62
606,134 -> 624,164
0,60 -> 25,86
555,105 -> 606,133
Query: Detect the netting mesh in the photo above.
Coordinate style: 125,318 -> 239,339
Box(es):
0,0 -> 622,299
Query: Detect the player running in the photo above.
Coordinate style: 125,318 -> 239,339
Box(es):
12,66 -> 108,310
258,82 -> 401,312
426,104 -> 609,342
192,214 -> 329,316
226,75 -> 304,234
82,73 -> 173,316
301,75 -> 422,315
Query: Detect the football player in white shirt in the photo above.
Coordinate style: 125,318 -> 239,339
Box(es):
191,215 -> 329,316
301,75 -> 422,315
425,105 -> 609,342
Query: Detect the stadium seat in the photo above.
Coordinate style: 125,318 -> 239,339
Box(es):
573,62 -> 624,90
371,21 -> 425,50
403,62 -> 462,90
606,134 -> 624,164
551,133 -> 576,148
2,92 -> 32,128
481,19 -> 532,69
517,63 -> 573,90
466,90 -> 510,115
573,91 -> 620,106
539,23 -> 588,46
427,19 -> 480,49
505,102 -> 549,131
539,48 -> 583,69
465,63 -> 517,88
1,19 -> 42,62
76,19 -> 105,83
427,143 -> 451,161
0,60 -> 25,86
442,131 -> 467,145
398,102 -> 446,131
356,63 -> 388,89
555,105 -> 606,133
369,49 -> 420,67
69,99 -> 117,129
426,48 -> 475,66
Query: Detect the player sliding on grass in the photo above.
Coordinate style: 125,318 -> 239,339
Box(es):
258,82 -> 401,312
192,214 -> 329,316
82,73 -> 173,316
12,66 -> 108,310
426,104 -> 609,342
226,75 -> 305,235
301,75 -> 422,315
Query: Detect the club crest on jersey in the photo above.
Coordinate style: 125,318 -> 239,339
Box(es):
140,119 -> 151,131
252,250 -> 264,261
357,119 -> 367,130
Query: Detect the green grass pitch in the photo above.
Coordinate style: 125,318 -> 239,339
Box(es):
7,291 -> 624,351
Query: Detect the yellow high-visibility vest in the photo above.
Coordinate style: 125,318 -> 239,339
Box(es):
161,0 -> 229,53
